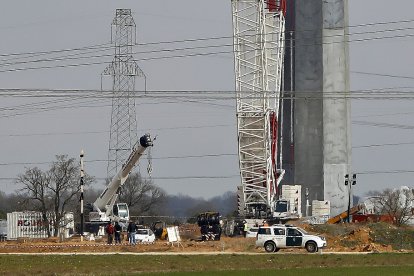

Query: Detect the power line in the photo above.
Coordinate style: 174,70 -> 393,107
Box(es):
2,88 -> 414,119
0,43 -> 112,59
356,170 -> 414,175
2,17 -> 414,60
353,141 -> 414,148
2,138 -> 414,167
0,91 -> 235,118
4,87 -> 414,95
352,71 -> 414,80
1,30 -> 414,74
353,121 -> 414,130
3,169 -> 414,182
0,123 -> 234,139
4,25 -> 414,68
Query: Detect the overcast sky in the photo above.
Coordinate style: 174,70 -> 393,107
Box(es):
0,0 -> 413,199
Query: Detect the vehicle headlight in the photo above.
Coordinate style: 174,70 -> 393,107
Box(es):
320,236 -> 326,241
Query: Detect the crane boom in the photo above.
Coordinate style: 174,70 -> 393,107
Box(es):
90,134 -> 153,222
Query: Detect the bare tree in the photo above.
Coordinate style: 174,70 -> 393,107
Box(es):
16,155 -> 94,237
48,155 -> 83,236
118,172 -> 165,215
378,188 -> 414,226
17,167 -> 52,236
0,191 -> 7,219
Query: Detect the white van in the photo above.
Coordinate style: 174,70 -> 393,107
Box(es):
255,224 -> 326,253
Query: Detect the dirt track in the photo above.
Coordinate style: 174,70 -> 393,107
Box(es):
0,235 -> 399,254
0,223 -> 411,254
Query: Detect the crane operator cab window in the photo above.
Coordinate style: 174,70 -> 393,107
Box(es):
113,203 -> 129,220
275,201 -> 288,212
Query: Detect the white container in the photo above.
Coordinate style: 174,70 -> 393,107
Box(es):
312,200 -> 331,217
7,211 -> 74,240
281,185 -> 302,217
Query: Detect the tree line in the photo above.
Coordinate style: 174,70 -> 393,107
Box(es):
0,155 -> 237,236
1,155 -> 412,236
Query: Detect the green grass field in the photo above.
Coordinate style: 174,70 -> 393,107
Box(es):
0,253 -> 413,275
144,266 -> 414,276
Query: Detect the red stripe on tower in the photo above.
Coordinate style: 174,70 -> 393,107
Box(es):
280,0 -> 286,15
270,111 -> 278,195
267,0 -> 287,15
267,0 -> 277,12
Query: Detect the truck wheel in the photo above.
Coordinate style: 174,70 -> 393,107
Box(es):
264,241 -> 276,253
305,241 -> 317,253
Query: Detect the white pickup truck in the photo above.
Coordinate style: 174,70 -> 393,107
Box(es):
255,225 -> 326,253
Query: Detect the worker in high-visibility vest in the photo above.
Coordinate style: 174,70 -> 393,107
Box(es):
243,221 -> 248,237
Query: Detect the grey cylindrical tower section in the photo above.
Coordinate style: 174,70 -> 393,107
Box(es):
294,0 -> 351,216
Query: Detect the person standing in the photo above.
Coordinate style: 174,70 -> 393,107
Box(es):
114,222 -> 122,244
127,220 -> 137,245
243,221 -> 248,238
105,221 -> 114,244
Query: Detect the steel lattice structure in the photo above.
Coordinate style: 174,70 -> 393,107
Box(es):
104,9 -> 145,178
231,0 -> 286,217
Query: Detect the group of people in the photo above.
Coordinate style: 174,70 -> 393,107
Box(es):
105,220 -> 138,245
105,221 -> 122,244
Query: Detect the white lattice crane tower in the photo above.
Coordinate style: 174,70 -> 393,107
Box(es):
231,0 -> 286,217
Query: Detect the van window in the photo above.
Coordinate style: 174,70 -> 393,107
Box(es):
258,227 -> 271,235
287,228 -> 302,237
273,228 -> 285,235
136,229 -> 148,235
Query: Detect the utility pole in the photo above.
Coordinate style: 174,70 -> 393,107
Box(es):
345,174 -> 357,223
79,150 -> 85,242
103,9 -> 145,178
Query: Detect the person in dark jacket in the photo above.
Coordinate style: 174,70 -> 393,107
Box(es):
127,220 -> 137,245
114,222 -> 122,244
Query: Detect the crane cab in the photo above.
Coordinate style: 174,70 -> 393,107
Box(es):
112,203 -> 129,222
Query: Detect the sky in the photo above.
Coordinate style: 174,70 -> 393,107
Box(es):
0,0 -> 413,200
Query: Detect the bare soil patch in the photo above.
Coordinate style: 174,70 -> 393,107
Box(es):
0,223 -> 412,254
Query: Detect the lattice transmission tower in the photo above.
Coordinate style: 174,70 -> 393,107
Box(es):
231,0 -> 286,217
103,9 -> 145,178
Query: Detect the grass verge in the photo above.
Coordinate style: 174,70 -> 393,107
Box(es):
0,253 -> 413,275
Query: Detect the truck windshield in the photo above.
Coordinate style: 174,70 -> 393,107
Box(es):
275,201 -> 288,212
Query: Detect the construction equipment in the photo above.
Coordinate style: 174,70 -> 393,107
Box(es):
232,0 -> 287,219
197,212 -> 222,241
272,185 -> 302,222
223,218 -> 244,237
326,204 -> 365,224
151,221 -> 168,240
88,134 -> 153,224
273,199 -> 300,222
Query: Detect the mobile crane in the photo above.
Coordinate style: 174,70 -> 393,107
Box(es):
88,134 -> 153,224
